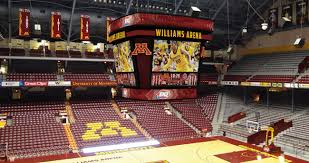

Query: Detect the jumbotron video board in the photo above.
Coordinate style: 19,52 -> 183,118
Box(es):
109,13 -> 214,93
151,40 -> 200,87
113,41 -> 136,86
113,41 -> 134,73
152,40 -> 200,72
114,39 -> 200,88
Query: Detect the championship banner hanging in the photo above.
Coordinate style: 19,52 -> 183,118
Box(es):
51,12 -> 61,39
80,15 -> 90,40
19,9 -> 30,37
296,0 -> 308,25
106,17 -> 115,43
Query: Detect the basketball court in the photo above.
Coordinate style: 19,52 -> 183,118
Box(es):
43,137 -> 305,163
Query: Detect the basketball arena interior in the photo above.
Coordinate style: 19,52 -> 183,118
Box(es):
0,0 -> 309,163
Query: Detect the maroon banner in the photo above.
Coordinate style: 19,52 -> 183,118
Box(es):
122,88 -> 197,100
24,82 -> 48,87
116,73 -> 136,86
19,9 -> 30,37
106,17 -> 116,43
110,13 -> 214,34
152,73 -> 198,86
51,12 -> 61,39
80,15 -> 90,40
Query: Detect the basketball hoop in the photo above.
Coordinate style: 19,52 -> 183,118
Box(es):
246,120 -> 260,133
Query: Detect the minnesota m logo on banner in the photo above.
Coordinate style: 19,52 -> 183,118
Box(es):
132,43 -> 151,55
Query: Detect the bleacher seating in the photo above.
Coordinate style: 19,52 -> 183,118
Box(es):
69,51 -> 82,58
195,94 -> 218,121
275,113 -> 309,151
0,48 -> 10,56
298,75 -> 309,83
85,50 -> 105,58
222,91 -> 246,121
116,100 -> 196,141
199,74 -> 218,84
224,53 -> 308,82
223,75 -> 250,82
248,75 -> 296,83
220,104 -> 298,143
55,50 -> 69,58
70,100 -> 146,148
63,73 -> 113,82
6,73 -> 57,81
0,102 -> 70,159
10,49 -> 25,56
171,99 -> 213,131
29,46 -> 51,56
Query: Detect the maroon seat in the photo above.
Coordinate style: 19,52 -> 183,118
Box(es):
29,46 -> 51,56
11,48 -> 25,56
199,74 -> 218,85
6,73 -> 57,82
85,50 -> 105,58
55,50 -> 68,57
0,101 -> 70,158
70,100 -> 146,148
248,75 -> 296,83
63,73 -> 113,82
0,48 -> 10,56
223,75 -> 250,82
116,100 -> 197,141
69,51 -> 82,58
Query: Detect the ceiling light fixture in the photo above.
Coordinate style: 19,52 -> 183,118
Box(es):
246,0 -> 268,31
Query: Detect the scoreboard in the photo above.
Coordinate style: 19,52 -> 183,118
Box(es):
114,39 -> 201,88
108,13 -> 214,99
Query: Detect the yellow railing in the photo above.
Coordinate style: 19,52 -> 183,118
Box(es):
65,101 -> 76,124
63,124 -> 78,151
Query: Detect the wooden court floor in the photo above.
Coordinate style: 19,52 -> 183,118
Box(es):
43,137 -> 308,163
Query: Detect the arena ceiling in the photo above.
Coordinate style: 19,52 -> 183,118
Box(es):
0,0 -> 272,49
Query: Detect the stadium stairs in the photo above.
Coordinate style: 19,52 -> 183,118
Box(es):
63,124 -> 78,152
65,101 -> 76,124
111,100 -> 152,139
165,102 -> 202,135
115,99 -> 197,142
208,93 -> 224,135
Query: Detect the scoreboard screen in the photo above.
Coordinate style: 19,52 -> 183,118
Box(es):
152,40 -> 201,72
151,40 -> 200,87
152,73 -> 198,87
116,73 -> 136,86
114,41 -> 136,87
113,41 -> 134,73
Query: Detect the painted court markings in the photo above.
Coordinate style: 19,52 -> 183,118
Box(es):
45,139 -> 292,163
